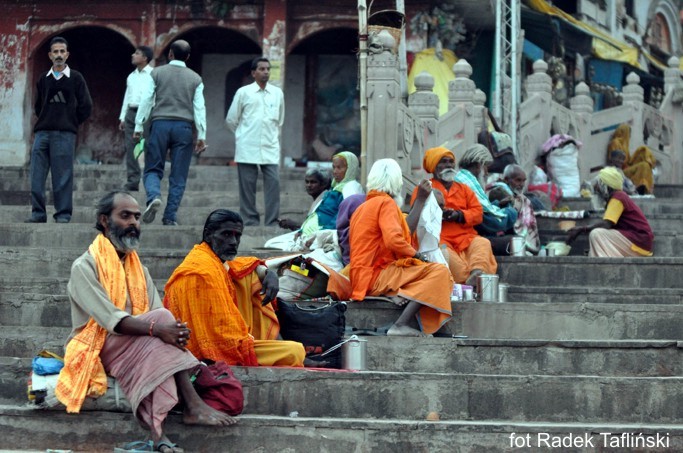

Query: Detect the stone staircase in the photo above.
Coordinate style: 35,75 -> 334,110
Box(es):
1,165 -> 681,452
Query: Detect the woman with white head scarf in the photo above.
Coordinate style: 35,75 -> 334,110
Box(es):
331,151 -> 364,198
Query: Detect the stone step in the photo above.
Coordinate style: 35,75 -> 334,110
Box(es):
0,247 -> 288,280
2,298 -> 682,364
537,230 -> 680,256
1,406 -> 680,453
537,213 -> 683,232
0,224 -> 296,251
0,190 -> 313,214
1,362 -> 683,423
497,255 -> 683,288
342,300 -> 683,341
0,164 -> 309,182
653,184 -> 683,198
507,286 -> 683,304
0,205 -> 311,225
3,283 -> 681,337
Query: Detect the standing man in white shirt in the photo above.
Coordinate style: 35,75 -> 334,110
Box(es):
119,46 -> 153,192
226,57 -> 285,226
134,40 -> 207,226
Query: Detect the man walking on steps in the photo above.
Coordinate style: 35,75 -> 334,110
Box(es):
135,39 -> 207,226
119,45 -> 153,192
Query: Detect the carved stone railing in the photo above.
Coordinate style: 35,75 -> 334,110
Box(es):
365,33 -> 683,185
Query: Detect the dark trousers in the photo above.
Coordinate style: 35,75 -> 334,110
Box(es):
122,107 -> 148,190
143,120 -> 193,223
237,163 -> 280,226
29,130 -> 76,221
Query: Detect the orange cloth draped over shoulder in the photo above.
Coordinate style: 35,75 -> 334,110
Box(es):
56,234 -> 149,413
164,243 -> 260,366
349,190 -> 452,334
164,243 -> 304,367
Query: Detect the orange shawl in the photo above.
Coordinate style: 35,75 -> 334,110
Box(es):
349,190 -> 418,300
56,234 -> 148,413
164,243 -> 262,366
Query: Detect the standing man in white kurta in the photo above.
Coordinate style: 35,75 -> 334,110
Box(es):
226,57 -> 285,226
118,45 -> 153,192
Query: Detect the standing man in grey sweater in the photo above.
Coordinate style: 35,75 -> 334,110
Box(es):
134,40 -> 207,226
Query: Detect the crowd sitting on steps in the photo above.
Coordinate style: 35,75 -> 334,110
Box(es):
54,139 -> 655,450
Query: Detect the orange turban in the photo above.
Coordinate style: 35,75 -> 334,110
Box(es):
423,147 -> 455,174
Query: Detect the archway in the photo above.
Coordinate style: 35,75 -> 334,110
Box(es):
288,27 -> 359,162
31,27 -> 134,162
160,26 -> 261,164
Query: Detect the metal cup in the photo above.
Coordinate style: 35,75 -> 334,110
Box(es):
463,288 -> 473,300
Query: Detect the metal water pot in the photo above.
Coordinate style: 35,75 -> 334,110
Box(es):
321,335 -> 367,371
477,274 -> 499,302
508,235 -> 525,256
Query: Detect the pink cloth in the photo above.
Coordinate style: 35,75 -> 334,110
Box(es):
541,134 -> 582,154
100,308 -> 199,439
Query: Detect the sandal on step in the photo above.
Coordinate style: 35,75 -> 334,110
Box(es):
113,440 -> 154,453
157,440 -> 184,453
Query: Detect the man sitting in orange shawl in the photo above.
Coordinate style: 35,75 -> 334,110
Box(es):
164,209 -> 305,367
350,158 -> 453,337
57,191 -> 235,453
413,147 -> 497,285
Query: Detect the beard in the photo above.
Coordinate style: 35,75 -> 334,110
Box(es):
438,168 -> 458,181
107,219 -> 141,254
392,194 -> 404,210
476,170 -> 488,189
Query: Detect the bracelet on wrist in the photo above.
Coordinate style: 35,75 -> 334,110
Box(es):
149,320 -> 156,337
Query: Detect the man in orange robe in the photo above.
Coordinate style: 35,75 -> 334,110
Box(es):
165,209 -> 305,367
413,147 -> 497,285
350,159 -> 453,336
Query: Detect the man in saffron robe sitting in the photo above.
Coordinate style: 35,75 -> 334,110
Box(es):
57,191 -> 235,453
350,158 -> 453,337
413,147 -> 498,285
165,209 -> 306,367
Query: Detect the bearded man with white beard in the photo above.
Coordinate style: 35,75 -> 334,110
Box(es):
412,147 -> 498,286
57,191 -> 235,453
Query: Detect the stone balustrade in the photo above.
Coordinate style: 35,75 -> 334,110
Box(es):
365,43 -> 683,186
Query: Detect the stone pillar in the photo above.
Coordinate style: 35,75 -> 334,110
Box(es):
622,72 -> 644,104
262,0 -> 287,87
525,60 -> 553,101
570,82 -> 594,182
664,56 -> 681,94
570,82 -> 594,114
408,71 -> 438,148
622,72 -> 645,152
448,59 -> 475,111
366,30 -> 402,174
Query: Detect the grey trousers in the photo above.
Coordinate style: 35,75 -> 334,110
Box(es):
237,163 -> 280,226
122,107 -> 149,190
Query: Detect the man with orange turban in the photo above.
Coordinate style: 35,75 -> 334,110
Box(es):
412,147 -> 497,285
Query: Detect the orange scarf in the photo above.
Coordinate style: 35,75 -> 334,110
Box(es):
56,234 -> 148,413
164,243 -> 259,366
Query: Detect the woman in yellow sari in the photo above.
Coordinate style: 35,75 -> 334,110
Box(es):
607,124 -> 656,194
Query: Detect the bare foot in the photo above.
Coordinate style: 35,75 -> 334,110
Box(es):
183,403 -> 238,427
304,357 -> 330,367
387,324 -> 425,337
465,269 -> 484,287
388,296 -> 408,307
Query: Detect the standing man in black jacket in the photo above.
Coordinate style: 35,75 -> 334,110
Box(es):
27,36 -> 92,224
